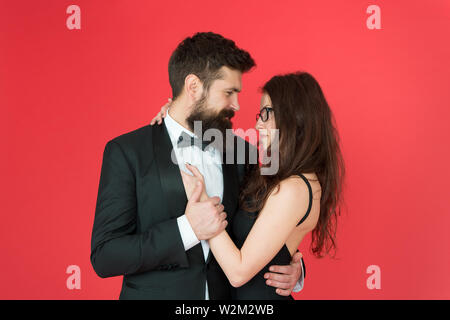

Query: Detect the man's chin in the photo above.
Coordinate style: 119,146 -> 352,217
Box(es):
224,119 -> 233,130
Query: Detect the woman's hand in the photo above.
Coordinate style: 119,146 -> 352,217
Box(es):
150,98 -> 172,125
180,163 -> 209,202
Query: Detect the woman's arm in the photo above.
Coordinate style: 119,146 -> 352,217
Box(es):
208,176 -> 315,287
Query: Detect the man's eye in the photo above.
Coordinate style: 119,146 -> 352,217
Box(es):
226,91 -> 232,96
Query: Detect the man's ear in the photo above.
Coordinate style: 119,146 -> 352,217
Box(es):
184,74 -> 203,100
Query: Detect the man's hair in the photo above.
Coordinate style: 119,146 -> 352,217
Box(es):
168,32 -> 255,99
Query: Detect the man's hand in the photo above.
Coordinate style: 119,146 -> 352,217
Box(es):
185,181 -> 227,240
264,251 -> 303,296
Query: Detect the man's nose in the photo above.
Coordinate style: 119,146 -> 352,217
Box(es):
230,96 -> 240,111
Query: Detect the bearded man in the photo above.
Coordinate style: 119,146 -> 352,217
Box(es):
90,32 -> 304,300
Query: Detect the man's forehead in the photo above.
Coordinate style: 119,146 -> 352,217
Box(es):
214,66 -> 242,90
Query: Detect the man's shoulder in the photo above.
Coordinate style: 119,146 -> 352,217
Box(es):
107,123 -> 154,149
101,124 -> 162,162
101,123 -> 163,166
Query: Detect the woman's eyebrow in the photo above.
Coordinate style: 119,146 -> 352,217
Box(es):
260,104 -> 272,110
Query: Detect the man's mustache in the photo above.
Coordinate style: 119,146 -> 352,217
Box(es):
219,109 -> 235,120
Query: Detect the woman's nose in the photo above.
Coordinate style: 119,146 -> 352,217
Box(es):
255,118 -> 263,130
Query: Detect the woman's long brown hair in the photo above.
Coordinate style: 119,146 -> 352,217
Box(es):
239,72 -> 345,258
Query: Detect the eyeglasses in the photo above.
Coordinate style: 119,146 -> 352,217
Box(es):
256,107 -> 273,122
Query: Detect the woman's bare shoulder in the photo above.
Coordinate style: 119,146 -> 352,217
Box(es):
267,176 -> 310,210
265,174 -> 320,229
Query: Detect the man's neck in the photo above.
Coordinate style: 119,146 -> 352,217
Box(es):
168,99 -> 193,133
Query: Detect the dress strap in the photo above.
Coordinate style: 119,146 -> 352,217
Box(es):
296,174 -> 313,226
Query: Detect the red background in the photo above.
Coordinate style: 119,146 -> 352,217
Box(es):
1,0 -> 449,299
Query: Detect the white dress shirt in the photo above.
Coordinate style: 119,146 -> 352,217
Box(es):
164,109 -> 222,300
163,109 -> 303,299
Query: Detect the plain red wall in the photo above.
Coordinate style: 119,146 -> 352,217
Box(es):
1,0 -> 449,299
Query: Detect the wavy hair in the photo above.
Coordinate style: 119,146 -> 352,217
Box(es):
239,72 -> 345,258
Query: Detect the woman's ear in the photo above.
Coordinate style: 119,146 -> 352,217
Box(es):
184,74 -> 203,100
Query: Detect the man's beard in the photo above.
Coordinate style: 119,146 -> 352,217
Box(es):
186,94 -> 235,137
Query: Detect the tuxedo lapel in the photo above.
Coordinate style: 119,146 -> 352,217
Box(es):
152,124 -> 204,260
152,124 -> 240,265
153,124 -> 188,218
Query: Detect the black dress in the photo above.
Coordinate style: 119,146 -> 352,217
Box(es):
230,174 -> 313,300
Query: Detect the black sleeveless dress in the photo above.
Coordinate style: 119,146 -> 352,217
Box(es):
230,174 -> 313,300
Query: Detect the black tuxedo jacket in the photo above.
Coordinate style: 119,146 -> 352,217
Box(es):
90,123 -> 255,300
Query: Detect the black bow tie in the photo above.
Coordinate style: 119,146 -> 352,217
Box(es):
177,131 -> 211,151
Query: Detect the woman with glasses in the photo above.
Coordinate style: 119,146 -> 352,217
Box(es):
150,71 -> 344,299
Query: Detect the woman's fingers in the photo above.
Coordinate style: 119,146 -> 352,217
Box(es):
180,169 -> 196,183
159,98 -> 172,123
151,98 -> 172,125
151,114 -> 163,125
158,109 -> 164,124
181,165 -> 208,201
186,163 -> 204,181
180,169 -> 198,187
185,163 -> 196,176
219,211 -> 227,221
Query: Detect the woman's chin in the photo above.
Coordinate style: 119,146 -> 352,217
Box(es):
259,141 -> 271,152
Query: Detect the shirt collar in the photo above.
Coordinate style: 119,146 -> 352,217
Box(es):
164,108 -> 197,146
163,109 -> 220,159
